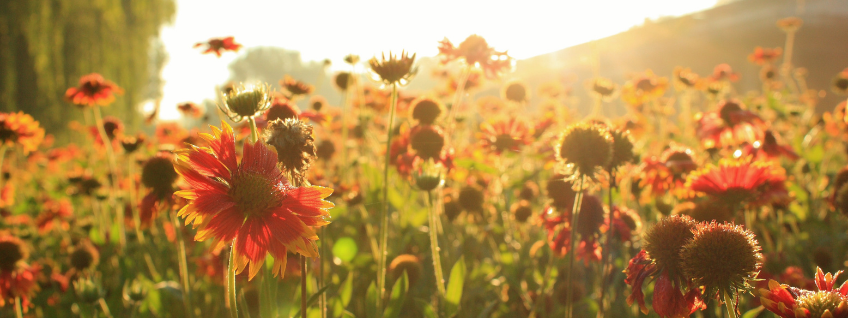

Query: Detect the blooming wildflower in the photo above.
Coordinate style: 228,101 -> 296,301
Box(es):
280,75 -> 314,98
175,122 -> 333,279
447,68 -> 484,93
219,83 -> 273,122
742,130 -> 800,161
120,134 -> 146,153
502,80 -> 530,103
178,102 -> 205,118
541,194 -> 606,263
0,112 -> 45,154
538,80 -> 566,99
556,123 -> 613,180
438,34 -> 512,78
673,67 -> 701,90
65,73 -> 123,107
696,99 -> 764,149
35,198 -> 74,233
681,222 -> 762,303
748,47 -> 783,65
608,205 -> 642,242
777,17 -> 803,32
369,51 -> 417,85
69,240 -> 100,272
264,118 -> 316,185
155,122 -> 189,146
686,157 -> 782,208
409,96 -> 445,125
586,77 -> 619,101
308,95 -> 327,112
476,96 -> 508,116
0,234 -> 39,311
265,92 -> 301,123
194,36 -> 242,57
621,70 -> 669,106
711,64 -> 740,82
625,215 -> 705,317
673,200 -> 735,224
760,268 -> 848,318
479,118 -> 533,154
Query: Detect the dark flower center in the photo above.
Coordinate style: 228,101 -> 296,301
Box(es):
0,241 -> 24,272
494,134 -> 517,152
230,171 -> 284,217
836,78 -> 848,91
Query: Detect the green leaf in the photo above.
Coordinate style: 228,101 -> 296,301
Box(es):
333,237 -> 358,264
445,257 -> 467,317
366,282 -> 378,318
453,158 -> 498,175
805,144 -> 825,164
385,272 -> 409,318
415,299 -> 437,318
89,227 -> 105,245
341,272 -> 354,307
741,306 -> 765,318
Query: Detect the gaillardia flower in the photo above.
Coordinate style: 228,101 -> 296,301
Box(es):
280,75 -> 315,98
686,157 -> 781,208
194,36 -> 242,57
0,112 -> 45,154
695,99 -> 764,149
65,73 -> 123,107
760,268 -> 848,318
139,152 -> 179,226
479,118 -> 532,154
625,215 -> 705,317
174,122 -> 333,279
369,51 -> 417,85
502,80 -> 530,103
409,96 -> 445,125
438,34 -> 513,78
556,123 -> 613,180
607,128 -> 635,171
748,47 -> 783,65
681,222 -> 762,306
621,70 -> 669,106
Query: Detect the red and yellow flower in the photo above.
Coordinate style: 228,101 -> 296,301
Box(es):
695,99 -> 764,149
0,112 -> 45,154
194,36 -> 242,57
760,267 -> 848,318
174,122 -> 333,279
65,73 -> 123,107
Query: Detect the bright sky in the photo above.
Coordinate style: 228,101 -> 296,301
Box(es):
156,0 -> 718,119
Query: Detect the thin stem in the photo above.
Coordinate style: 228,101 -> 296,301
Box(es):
565,174 -> 587,318
301,255 -> 308,318
340,83 -> 351,184
171,211 -> 194,317
98,298 -> 114,318
0,145 -> 7,192
228,243 -> 239,318
598,170 -> 615,317
92,106 -> 126,246
14,296 -> 23,318
127,157 -> 145,244
427,191 -> 447,298
319,226 -> 327,318
377,83 -> 399,315
247,117 -> 260,144
446,66 -> 470,139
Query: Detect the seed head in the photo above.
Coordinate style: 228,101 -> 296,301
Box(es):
556,123 -> 614,179
409,96 -> 445,125
643,215 -> 697,279
264,118 -> 316,185
0,235 -> 27,272
681,222 -> 762,299
141,153 -> 177,191
69,241 -> 100,271
409,125 -> 446,160
502,80 -> 530,103
369,51 -> 417,86
607,128 -> 635,171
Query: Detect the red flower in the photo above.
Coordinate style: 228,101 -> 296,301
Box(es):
710,63 -> 740,82
194,36 -> 242,57
741,130 -> 800,161
174,121 -> 333,279
479,118 -> 533,154
438,35 -> 513,78
65,73 -> 123,107
177,102 -> 205,118
0,264 -> 40,312
696,99 -> 764,149
0,112 -> 46,154
760,268 -> 848,318
540,194 -> 606,263
686,157 -> 783,208
636,146 -> 697,198
748,47 -> 783,65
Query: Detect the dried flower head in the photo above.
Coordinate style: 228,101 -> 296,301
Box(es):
409,96 -> 445,125
369,51 -> 417,85
0,235 -> 27,272
409,125 -> 446,160
502,80 -> 530,103
141,154 -> 178,191
219,83 -> 273,122
69,241 -> 100,271
315,140 -> 335,161
264,118 -> 316,185
334,72 -> 355,91
556,123 -> 614,180
607,128 -> 635,171
682,222 -> 762,300
458,185 -> 485,213
644,215 -> 697,278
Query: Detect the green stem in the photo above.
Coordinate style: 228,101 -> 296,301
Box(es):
127,157 -> 145,244
446,66 -> 470,139
301,255 -> 308,318
92,106 -> 125,247
247,117 -> 260,144
228,243 -> 239,318
340,82 -> 350,184
14,296 -> 23,318
319,226 -> 326,318
0,145 -> 7,192
598,170 -> 615,317
565,174 -> 586,318
376,83 -> 399,315
171,211 -> 194,317
427,191 -> 446,298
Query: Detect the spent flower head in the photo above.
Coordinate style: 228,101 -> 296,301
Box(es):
369,51 -> 417,86
681,222 -> 762,301
556,123 -> 614,181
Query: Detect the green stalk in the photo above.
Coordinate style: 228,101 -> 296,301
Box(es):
598,170 -> 615,317
565,174 -> 586,318
14,296 -> 22,318
446,66 -> 470,138
247,117 -> 260,143
0,145 -> 7,192
377,83 -> 399,315
92,106 -> 126,247
228,243 -> 239,318
171,211 -> 194,317
723,292 -> 738,318
301,255 -> 308,318
427,190 -> 446,298
127,157 -> 145,244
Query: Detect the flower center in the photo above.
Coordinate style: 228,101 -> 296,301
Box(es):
797,291 -> 846,318
230,171 -> 284,217
494,134 -> 516,151
0,241 -> 24,272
